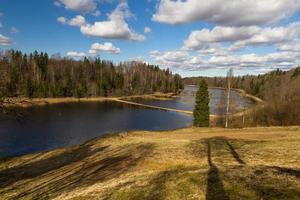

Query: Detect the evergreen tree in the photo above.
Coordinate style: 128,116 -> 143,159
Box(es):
0,50 -> 183,98
193,80 -> 210,127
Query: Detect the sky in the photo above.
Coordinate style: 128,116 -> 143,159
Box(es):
1,0 -> 300,77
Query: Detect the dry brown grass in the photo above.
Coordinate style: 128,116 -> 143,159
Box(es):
0,126 -> 299,200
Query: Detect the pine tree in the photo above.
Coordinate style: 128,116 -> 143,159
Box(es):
193,80 -> 210,127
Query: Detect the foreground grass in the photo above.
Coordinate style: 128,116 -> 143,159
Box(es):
0,127 -> 300,200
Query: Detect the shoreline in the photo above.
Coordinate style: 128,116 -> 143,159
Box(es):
2,92 -> 178,108
1,126 -> 298,160
208,86 -> 264,104
2,87 -> 262,120
2,87 -> 263,108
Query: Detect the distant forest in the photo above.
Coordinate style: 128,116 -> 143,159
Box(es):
0,50 -> 183,99
184,67 -> 300,126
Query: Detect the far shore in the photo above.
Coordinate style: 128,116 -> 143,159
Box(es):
2,92 -> 178,108
2,87 -> 264,121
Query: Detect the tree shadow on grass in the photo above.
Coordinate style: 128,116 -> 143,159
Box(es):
272,166 -> 300,179
0,143 -> 154,200
205,137 -> 247,165
0,144 -> 109,188
225,140 -> 245,165
206,140 -> 229,200
232,165 -> 300,200
192,137 -> 300,200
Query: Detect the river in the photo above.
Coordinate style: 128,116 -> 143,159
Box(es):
0,87 -> 254,157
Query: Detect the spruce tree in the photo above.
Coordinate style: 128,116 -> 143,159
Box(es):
193,80 -> 210,127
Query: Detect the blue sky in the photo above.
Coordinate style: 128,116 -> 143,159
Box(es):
1,0 -> 300,77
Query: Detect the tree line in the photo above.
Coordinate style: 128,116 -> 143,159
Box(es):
0,50 -> 183,100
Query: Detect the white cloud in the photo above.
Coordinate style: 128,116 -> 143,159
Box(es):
150,50 -> 188,63
56,0 -> 97,14
149,50 -> 192,70
89,42 -> 120,54
144,27 -> 152,34
57,16 -> 67,24
148,48 -> 300,72
80,2 -> 145,41
208,52 -> 300,69
277,42 -> 300,52
54,1 -> 61,7
129,56 -> 148,64
58,2 -> 144,41
0,34 -> 12,45
184,23 -> 300,50
57,15 -> 86,27
66,51 -> 86,58
232,23 -> 300,49
152,0 -> 300,26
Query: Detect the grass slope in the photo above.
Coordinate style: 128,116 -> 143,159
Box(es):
0,127 -> 300,200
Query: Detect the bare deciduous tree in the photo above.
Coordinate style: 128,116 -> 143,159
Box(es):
225,68 -> 233,128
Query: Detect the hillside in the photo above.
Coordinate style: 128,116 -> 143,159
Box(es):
0,127 -> 299,200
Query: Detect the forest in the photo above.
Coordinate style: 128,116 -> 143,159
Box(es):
0,50 -> 183,99
184,67 -> 300,126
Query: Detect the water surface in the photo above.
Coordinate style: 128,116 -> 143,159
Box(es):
0,87 -> 254,157
0,101 -> 192,157
130,86 -> 254,115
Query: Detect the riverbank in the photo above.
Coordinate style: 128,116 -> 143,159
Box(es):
2,92 -> 177,108
209,86 -> 264,104
0,126 -> 299,199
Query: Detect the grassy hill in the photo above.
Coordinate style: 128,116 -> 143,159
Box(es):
0,127 -> 299,200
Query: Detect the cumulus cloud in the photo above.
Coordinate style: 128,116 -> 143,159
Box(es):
0,34 -> 12,46
57,15 -> 86,27
208,52 -> 300,68
149,50 -> 193,70
184,23 -> 300,50
277,42 -> 300,52
56,0 -> 97,14
150,50 -> 188,63
59,2 -> 145,41
80,2 -> 145,41
144,27 -> 152,34
89,42 -> 120,54
128,56 -> 148,64
152,0 -> 300,26
148,48 -> 300,72
66,51 -> 86,58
